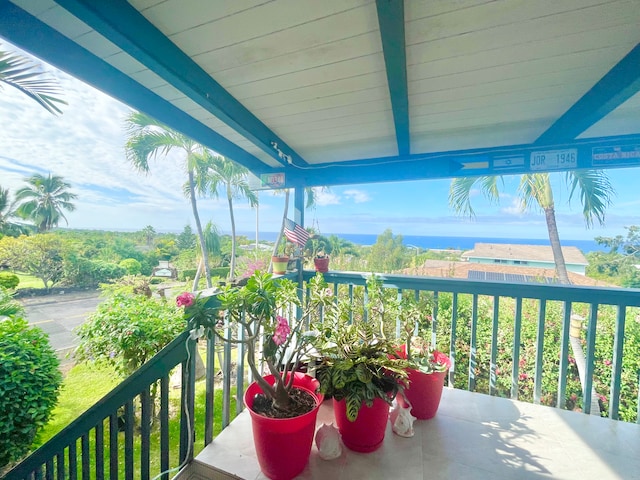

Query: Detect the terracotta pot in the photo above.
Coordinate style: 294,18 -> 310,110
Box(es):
313,256 -> 329,273
244,373 -> 322,480
333,397 -> 390,453
271,256 -> 289,275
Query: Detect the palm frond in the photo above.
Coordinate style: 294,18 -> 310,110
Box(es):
0,49 -> 66,115
566,170 -> 615,228
449,176 -> 500,217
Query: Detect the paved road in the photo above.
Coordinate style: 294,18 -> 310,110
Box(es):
21,290 -> 103,364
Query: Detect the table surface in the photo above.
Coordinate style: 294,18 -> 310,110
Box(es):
193,388 -> 640,480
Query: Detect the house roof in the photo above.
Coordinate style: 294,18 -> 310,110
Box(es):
462,243 -> 588,265
1,1 -> 639,190
403,260 -> 607,287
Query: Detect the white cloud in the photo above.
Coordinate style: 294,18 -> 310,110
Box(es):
501,197 -> 525,215
343,189 -> 371,203
313,188 -> 340,206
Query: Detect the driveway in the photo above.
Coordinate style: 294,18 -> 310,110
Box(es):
21,290 -> 103,365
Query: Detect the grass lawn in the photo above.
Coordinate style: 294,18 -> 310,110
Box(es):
13,272 -> 43,290
32,357 -> 238,478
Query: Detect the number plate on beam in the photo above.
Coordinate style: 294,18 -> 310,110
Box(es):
530,149 -> 577,171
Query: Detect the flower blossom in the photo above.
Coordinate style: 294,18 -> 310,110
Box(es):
176,292 -> 195,308
272,316 -> 291,346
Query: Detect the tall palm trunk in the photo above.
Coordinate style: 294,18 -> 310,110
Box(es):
227,183 -> 237,279
544,206 -> 571,284
188,169 -> 212,289
269,189 -> 290,273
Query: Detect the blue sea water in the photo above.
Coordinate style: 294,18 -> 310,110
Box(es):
245,232 -> 605,253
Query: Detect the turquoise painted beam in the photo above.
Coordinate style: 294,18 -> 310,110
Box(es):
376,0 -> 410,156
536,42 -> 640,143
54,0 -> 308,168
0,0 -> 269,174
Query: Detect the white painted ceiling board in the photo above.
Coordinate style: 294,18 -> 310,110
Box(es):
101,51 -> 149,76
166,0 -> 372,58
210,32 -> 382,89
192,5 -> 378,74
408,46 -> 628,97
410,71 -> 602,107
226,55 -> 386,101
135,0 -> 271,36
128,69 -> 168,90
254,86 -> 390,120
411,122 -> 549,154
264,100 -> 392,129
9,0 -> 56,17
580,92 -> 640,138
239,73 -> 387,111
35,4 -> 92,39
74,30 -> 121,59
406,20 -> 639,70
299,137 -> 398,163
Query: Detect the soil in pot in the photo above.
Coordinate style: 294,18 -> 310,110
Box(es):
251,388 -> 317,419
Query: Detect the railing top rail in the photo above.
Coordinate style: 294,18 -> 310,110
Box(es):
302,270 -> 640,307
5,330 -> 192,479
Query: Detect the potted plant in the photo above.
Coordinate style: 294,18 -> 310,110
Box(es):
271,241 -> 294,275
313,252 -> 330,273
310,276 -> 408,453
392,291 -> 451,420
176,272 -> 333,480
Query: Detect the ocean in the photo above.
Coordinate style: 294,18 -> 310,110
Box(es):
244,232 -> 605,254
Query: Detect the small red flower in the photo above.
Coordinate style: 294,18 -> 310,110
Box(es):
272,316 -> 290,346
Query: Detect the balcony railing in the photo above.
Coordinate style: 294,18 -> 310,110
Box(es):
6,271 -> 640,479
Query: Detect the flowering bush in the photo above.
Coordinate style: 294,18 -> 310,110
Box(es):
177,272 -> 333,417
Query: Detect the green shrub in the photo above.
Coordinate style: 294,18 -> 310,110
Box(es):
179,268 -> 197,281
0,317 -> 62,468
0,272 -> 19,290
118,258 -> 142,276
63,254 -> 126,287
75,293 -> 185,375
210,267 -> 230,278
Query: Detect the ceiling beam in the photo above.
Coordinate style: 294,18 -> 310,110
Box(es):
376,0 -> 410,156
283,134 -> 640,188
536,42 -> 640,144
54,0 -> 308,167
0,0 -> 270,173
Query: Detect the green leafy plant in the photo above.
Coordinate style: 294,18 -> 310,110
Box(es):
75,292 -> 184,375
311,275 -> 408,421
0,315 -> 62,468
177,272 -> 333,416
0,271 -> 19,290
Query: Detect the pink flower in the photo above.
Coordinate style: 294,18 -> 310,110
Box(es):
176,292 -> 195,308
604,359 -> 612,366
272,316 -> 290,346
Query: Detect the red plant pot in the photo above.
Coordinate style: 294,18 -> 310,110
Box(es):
313,256 -> 329,273
398,367 -> 448,419
244,373 -> 323,480
333,397 -> 390,453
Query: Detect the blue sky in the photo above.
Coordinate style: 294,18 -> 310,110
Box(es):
1,40 -> 640,242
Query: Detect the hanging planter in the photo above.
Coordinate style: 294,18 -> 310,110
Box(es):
244,373 -> 323,480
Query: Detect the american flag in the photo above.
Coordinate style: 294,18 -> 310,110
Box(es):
284,218 -> 310,247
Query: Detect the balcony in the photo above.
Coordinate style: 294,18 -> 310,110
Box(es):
5,271 -> 640,480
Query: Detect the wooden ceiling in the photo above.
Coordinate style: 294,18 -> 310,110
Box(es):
1,0 -> 639,188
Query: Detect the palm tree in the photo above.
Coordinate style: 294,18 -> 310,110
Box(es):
0,47 -> 66,114
124,111 -> 213,289
0,186 -> 29,237
449,171 -> 614,284
14,173 -> 77,232
194,152 -> 258,279
140,225 -> 156,247
191,221 -> 221,290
